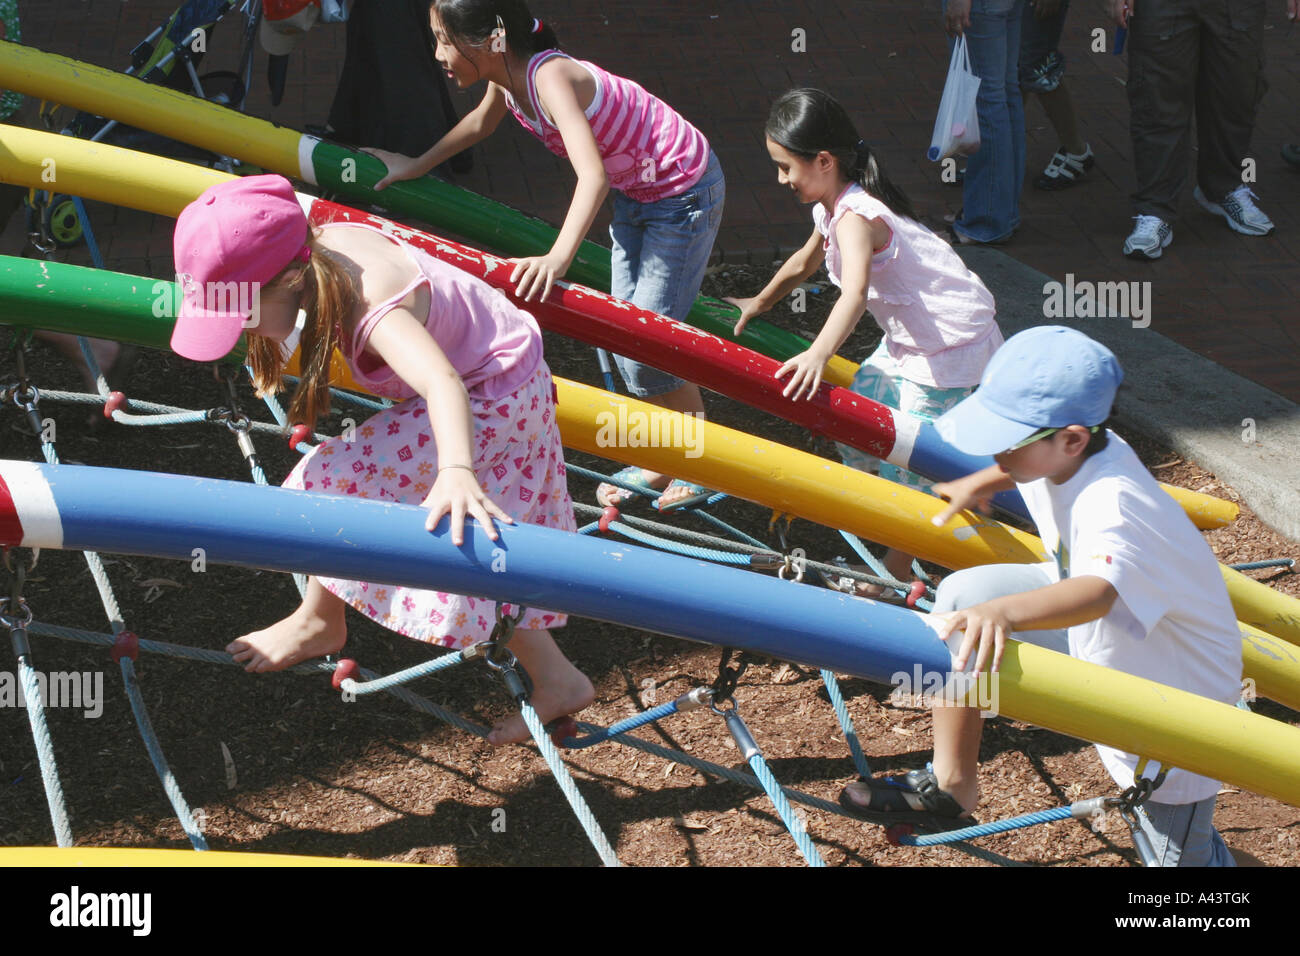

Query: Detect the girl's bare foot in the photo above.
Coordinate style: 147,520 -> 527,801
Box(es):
486,629 -> 594,745
487,668 -> 594,746
227,607 -> 347,672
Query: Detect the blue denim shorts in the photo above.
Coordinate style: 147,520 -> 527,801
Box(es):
1134,796 -> 1236,867
1019,0 -> 1069,91
608,152 -> 725,397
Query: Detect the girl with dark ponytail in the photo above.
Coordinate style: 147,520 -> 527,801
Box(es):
724,88 -> 1003,597
369,0 -> 727,512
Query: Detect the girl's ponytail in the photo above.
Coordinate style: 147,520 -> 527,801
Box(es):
854,140 -> 918,223
246,233 -> 357,427
432,1 -> 559,56
767,88 -> 918,222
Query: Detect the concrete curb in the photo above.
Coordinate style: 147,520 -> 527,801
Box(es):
958,246 -> 1300,543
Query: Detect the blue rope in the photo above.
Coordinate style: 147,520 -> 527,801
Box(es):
118,657 -> 209,850
27,619 -> 1027,865
336,651 -> 466,696
1229,558 -> 1294,572
255,373 -> 322,456
567,462 -> 767,549
36,390 -> 296,438
717,706 -> 826,865
746,748 -> 826,866
895,805 -> 1074,846
601,520 -> 754,565
518,700 -> 621,866
281,375 -> 396,412
16,655 -> 75,847
819,669 -> 872,779
562,698 -> 686,749
595,348 -> 617,393
70,197 -> 105,270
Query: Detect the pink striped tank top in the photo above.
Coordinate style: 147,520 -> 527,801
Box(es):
504,49 -> 710,203
327,222 -> 544,403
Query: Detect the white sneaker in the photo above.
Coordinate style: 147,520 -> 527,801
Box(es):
1194,185 -> 1275,236
1123,215 -> 1173,260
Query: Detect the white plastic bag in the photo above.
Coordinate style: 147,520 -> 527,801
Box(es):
927,35 -> 981,162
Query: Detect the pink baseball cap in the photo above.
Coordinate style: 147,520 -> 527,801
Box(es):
170,174 -> 311,361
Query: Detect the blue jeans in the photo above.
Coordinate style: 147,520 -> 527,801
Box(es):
608,152 -> 725,397
947,0 -> 1026,242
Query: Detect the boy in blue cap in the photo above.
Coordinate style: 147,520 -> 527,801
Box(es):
840,326 -> 1244,866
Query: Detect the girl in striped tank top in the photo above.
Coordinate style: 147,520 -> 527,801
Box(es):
370,0 -> 726,512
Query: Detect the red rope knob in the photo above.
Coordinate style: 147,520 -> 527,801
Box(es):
549,715 -> 579,748
331,658 -> 360,691
598,505 -> 619,533
103,391 -> 127,419
111,630 -> 139,663
288,424 -> 312,450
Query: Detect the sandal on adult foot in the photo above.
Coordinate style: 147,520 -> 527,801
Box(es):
838,767 -> 973,831
818,558 -> 915,605
595,465 -> 660,507
653,478 -> 717,513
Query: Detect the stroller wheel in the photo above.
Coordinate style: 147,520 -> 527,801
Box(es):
45,195 -> 85,248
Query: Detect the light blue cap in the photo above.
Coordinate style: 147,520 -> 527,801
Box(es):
935,326 -> 1123,457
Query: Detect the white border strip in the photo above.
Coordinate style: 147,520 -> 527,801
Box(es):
0,461 -> 64,548
889,410 -> 919,469
298,135 -> 321,186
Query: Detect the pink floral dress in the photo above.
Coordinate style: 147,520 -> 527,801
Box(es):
282,225 -> 576,647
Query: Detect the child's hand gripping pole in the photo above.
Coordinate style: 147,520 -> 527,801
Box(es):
422,464 -> 515,547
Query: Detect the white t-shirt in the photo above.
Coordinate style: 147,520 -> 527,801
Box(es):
813,183 -> 1002,389
1017,432 -> 1243,804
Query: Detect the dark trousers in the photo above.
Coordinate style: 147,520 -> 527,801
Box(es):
326,0 -> 456,156
1127,0 -> 1267,221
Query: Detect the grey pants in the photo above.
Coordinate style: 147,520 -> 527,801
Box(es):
1126,0 -> 1267,221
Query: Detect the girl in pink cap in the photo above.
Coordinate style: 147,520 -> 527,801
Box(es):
170,173 -> 589,746
367,0 -> 725,512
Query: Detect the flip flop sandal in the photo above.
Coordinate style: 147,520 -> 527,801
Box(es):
838,768 -> 974,833
653,478 -> 718,514
596,465 -> 659,507
818,558 -> 919,606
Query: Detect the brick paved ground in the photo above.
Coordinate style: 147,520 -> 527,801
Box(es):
6,0 -> 1299,398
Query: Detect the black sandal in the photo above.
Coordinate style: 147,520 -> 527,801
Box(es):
839,767 -> 973,832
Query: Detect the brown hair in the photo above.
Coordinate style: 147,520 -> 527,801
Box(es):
245,232 -> 358,426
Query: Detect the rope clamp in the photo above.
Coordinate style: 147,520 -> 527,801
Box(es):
10,383 -> 39,412
0,596 -> 34,630
480,642 -> 534,703
26,192 -> 57,257
718,706 -> 760,762
777,550 -> 807,582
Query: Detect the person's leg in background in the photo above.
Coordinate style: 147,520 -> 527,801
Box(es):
951,0 -> 1026,243
1021,0 -> 1092,190
1190,0 -> 1272,235
1123,0 -> 1198,258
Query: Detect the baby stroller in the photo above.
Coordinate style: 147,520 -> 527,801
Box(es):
29,0 -> 263,250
